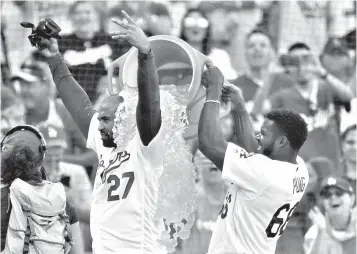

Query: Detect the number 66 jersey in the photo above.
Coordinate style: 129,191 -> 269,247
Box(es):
208,143 -> 309,254
87,113 -> 165,254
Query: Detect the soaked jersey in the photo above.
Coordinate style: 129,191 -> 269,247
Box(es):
87,113 -> 164,254
208,143 -> 309,254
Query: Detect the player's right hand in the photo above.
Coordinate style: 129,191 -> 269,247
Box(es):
39,38 -> 60,58
110,10 -> 150,54
201,64 -> 224,93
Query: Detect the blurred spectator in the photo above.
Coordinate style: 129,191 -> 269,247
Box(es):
197,1 -> 241,46
10,60 -> 98,177
39,124 -> 92,252
323,33 -> 357,137
1,24 -> 11,86
304,176 -> 356,254
107,1 -> 172,37
257,1 -> 280,50
0,86 -> 25,140
264,42 -> 353,173
145,1 -> 173,36
307,157 -> 336,210
294,156 -> 336,240
196,2 -> 240,79
340,96 -> 357,135
179,8 -> 237,79
319,37 -> 356,148
58,0 -> 126,104
229,28 -> 294,131
176,151 -> 227,254
343,29 -> 356,61
179,8 -> 211,56
341,125 -> 356,193
320,37 -> 355,86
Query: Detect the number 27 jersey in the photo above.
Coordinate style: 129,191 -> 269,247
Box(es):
208,143 -> 309,254
87,113 -> 165,254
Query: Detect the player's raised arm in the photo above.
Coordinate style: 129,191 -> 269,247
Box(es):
198,66 -> 228,170
221,82 -> 258,152
198,67 -> 259,170
40,38 -> 95,139
111,11 -> 161,146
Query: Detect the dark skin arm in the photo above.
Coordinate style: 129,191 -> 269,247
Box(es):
111,11 -> 161,145
42,40 -> 95,139
42,10 -> 161,144
198,66 -> 258,171
222,82 -> 258,153
136,51 -> 161,145
198,66 -> 227,170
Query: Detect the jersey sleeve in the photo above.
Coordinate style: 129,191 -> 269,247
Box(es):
222,142 -> 270,197
134,124 -> 165,170
86,113 -> 99,154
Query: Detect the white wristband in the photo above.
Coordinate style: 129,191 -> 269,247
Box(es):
205,100 -> 220,105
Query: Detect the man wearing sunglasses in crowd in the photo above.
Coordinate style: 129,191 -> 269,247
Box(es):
304,176 -> 356,254
263,42 -> 353,175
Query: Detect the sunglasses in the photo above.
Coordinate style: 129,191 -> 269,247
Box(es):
280,54 -> 316,68
322,188 -> 345,199
184,17 -> 209,29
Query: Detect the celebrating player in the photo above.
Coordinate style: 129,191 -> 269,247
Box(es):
198,65 -> 310,253
38,11 -> 166,254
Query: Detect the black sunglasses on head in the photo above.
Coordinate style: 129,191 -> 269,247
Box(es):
321,188 -> 345,199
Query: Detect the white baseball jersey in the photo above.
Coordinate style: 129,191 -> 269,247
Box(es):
87,113 -> 165,254
208,143 -> 309,254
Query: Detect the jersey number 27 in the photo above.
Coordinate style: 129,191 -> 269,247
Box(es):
107,172 -> 135,201
265,202 -> 299,238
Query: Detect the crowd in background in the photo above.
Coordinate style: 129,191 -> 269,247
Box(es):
1,1 -> 356,254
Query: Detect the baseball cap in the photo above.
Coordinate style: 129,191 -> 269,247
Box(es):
11,61 -> 48,83
322,37 -> 349,56
38,124 -> 67,149
320,176 -> 353,196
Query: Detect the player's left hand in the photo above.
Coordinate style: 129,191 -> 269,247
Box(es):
110,10 -> 150,54
222,81 -> 245,110
308,206 -> 326,229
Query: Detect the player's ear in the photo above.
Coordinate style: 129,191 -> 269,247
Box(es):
278,136 -> 289,148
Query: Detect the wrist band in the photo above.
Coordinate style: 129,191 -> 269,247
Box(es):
204,100 -> 220,105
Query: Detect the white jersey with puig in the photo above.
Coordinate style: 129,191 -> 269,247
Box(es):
87,113 -> 165,254
208,143 -> 309,254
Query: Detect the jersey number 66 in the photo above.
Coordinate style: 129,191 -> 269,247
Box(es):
265,202 -> 299,238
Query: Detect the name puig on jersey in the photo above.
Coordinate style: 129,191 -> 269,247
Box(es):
292,176 -> 306,194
